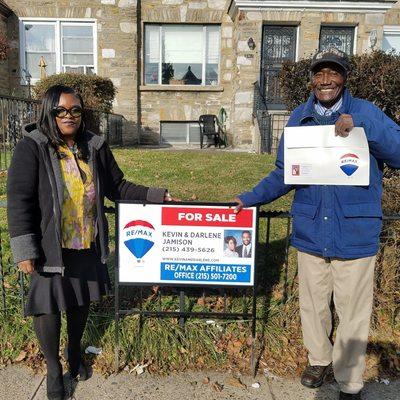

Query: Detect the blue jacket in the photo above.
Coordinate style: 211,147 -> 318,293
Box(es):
238,89 -> 400,259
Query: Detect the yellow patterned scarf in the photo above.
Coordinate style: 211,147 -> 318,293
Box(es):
59,145 -> 96,249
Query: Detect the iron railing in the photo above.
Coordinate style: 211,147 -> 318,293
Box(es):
0,95 -> 123,171
0,95 -> 40,170
253,82 -> 290,154
253,82 -> 271,153
1,210 -> 399,315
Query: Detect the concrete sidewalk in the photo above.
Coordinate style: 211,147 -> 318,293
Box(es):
0,365 -> 399,400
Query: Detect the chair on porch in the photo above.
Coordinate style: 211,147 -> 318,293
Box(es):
198,114 -> 227,149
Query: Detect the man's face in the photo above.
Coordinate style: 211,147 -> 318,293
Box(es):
242,232 -> 251,245
311,63 -> 346,108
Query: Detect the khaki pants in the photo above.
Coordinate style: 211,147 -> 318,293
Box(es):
298,251 -> 376,394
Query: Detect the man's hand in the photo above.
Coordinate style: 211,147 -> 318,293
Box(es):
335,114 -> 354,137
234,197 -> 244,213
18,259 -> 35,274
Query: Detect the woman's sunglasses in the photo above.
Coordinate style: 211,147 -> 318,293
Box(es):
52,106 -> 83,118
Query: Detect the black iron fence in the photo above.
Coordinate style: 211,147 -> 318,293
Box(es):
0,95 -> 40,170
253,82 -> 290,154
0,95 -> 123,171
0,209 -> 290,314
1,210 -> 399,316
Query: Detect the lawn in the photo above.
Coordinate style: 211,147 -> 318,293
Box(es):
0,148 -> 398,379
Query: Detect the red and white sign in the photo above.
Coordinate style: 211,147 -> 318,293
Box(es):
118,203 -> 257,286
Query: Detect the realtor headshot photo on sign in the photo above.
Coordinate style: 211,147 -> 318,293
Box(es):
234,48 -> 400,400
223,230 -> 253,258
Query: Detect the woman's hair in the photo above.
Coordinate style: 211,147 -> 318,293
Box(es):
37,84 -> 88,160
224,236 -> 237,246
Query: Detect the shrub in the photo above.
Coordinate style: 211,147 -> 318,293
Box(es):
279,50 -> 400,122
33,73 -> 116,113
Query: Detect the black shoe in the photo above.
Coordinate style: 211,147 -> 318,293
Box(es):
46,374 -> 65,400
76,360 -> 89,381
300,363 -> 332,388
47,394 -> 65,400
64,347 -> 89,381
339,392 -> 362,399
65,375 -> 79,399
46,361 -> 65,400
47,393 -> 65,400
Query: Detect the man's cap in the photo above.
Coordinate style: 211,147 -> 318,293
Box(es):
310,47 -> 350,74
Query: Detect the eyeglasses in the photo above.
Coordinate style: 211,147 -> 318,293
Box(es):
52,106 -> 83,118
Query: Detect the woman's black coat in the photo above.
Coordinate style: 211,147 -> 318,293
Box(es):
7,123 -> 166,273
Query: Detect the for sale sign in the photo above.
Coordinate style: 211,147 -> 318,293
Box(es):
117,203 -> 257,287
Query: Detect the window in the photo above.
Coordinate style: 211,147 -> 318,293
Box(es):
144,24 -> 220,86
20,19 -> 96,83
161,121 -> 202,144
319,26 -> 355,55
382,26 -> 400,53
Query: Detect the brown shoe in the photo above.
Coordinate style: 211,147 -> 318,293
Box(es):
339,392 -> 362,399
300,364 -> 332,388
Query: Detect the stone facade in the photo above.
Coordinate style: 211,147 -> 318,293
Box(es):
228,0 -> 400,150
0,2 -> 12,96
0,13 -> 10,95
139,0 -> 234,145
0,0 -> 399,149
4,0 -> 139,143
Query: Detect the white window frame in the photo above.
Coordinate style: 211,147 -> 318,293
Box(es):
144,24 -> 221,86
19,18 -> 98,84
382,25 -> 400,53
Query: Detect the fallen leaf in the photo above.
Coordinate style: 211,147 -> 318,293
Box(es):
15,351 -> 27,362
227,377 -> 246,389
197,297 -> 206,307
212,381 -> 223,392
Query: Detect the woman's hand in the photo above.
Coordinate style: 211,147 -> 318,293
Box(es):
18,259 -> 35,274
164,192 -> 181,202
234,197 -> 244,213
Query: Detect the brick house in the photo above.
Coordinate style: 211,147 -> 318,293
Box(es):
0,0 -> 399,149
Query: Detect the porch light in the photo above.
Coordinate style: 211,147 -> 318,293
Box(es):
247,37 -> 256,50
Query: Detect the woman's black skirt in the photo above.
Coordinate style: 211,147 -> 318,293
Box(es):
25,246 -> 111,316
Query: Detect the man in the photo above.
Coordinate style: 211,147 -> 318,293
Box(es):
235,230 -> 252,258
235,48 -> 400,399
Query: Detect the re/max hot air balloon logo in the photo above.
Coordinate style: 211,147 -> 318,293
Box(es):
123,220 -> 155,263
339,153 -> 359,176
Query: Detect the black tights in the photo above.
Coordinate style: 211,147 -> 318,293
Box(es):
33,305 -> 89,394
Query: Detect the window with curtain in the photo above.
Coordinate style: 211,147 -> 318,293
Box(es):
144,24 -> 220,86
382,28 -> 400,53
21,20 -> 96,82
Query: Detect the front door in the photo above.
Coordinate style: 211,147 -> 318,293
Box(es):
261,25 -> 297,109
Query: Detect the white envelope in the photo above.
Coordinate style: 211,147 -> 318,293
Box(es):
284,125 -> 370,185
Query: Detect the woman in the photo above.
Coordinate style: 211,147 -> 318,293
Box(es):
7,85 -> 172,400
223,236 -> 239,257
